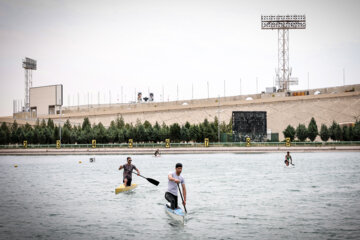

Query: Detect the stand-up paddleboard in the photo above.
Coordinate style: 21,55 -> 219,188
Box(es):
165,204 -> 185,223
115,184 -> 137,194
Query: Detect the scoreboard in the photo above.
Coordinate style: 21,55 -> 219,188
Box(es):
232,111 -> 267,142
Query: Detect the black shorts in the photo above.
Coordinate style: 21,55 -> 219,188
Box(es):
123,178 -> 132,186
165,192 -> 178,209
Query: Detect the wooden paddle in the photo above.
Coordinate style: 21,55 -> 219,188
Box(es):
132,171 -> 160,186
177,183 -> 187,213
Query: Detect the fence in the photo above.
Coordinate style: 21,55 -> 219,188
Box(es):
1,141 -> 360,149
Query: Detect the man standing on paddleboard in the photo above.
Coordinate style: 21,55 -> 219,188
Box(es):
285,152 -> 294,166
119,157 -> 140,186
165,163 -> 187,210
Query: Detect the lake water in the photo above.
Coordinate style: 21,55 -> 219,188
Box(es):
0,152 -> 360,239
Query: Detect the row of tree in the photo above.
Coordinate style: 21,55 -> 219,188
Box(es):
283,117 -> 360,142
0,116 -> 233,145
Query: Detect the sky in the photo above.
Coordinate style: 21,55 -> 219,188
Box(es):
0,0 -> 359,116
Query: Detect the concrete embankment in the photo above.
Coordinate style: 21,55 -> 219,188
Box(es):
1,146 -> 359,155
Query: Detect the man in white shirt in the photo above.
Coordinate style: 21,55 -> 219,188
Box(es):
165,163 -> 186,210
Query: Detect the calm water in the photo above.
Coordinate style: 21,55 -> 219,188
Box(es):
0,152 -> 360,240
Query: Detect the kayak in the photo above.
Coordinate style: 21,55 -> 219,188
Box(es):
165,204 -> 185,223
115,184 -> 137,194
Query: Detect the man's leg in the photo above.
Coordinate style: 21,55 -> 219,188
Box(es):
165,192 -> 176,209
123,178 -> 128,186
127,178 -> 132,187
174,195 -> 178,209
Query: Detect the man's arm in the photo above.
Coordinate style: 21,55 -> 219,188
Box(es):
135,167 -> 140,175
168,173 -> 180,183
119,165 -> 123,170
182,183 -> 187,205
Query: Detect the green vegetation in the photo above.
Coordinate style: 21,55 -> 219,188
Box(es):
284,119 -> 360,142
307,117 -> 318,142
283,125 -> 296,141
0,116 -> 230,145
319,124 -> 329,141
295,124 -> 308,142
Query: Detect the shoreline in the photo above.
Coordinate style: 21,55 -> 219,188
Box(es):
1,146 -> 359,155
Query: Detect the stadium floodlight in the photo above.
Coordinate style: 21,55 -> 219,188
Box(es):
261,15 -> 306,91
22,57 -> 37,111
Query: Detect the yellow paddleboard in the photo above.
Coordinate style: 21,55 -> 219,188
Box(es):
115,184 -> 137,194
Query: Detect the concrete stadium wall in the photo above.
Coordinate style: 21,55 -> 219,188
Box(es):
1,84 -> 359,141
56,91 -> 360,141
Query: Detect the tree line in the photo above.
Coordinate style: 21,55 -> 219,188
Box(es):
283,117 -> 360,142
0,116 -> 233,145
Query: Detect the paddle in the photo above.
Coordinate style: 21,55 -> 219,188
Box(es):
177,183 -> 187,213
132,171 -> 160,186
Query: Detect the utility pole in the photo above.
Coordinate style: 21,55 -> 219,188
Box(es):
240,78 -> 242,95
59,106 -> 62,143
121,86 -> 123,103
177,84 -> 179,101
224,80 -> 226,97
217,95 -> 220,142
307,72 -> 309,90
207,81 -> 209,98
162,85 -> 164,102
192,83 -> 194,99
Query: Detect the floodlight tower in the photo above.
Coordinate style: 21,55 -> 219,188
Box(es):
22,57 -> 37,111
261,15 -> 306,91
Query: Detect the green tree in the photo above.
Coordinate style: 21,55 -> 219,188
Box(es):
152,122 -> 161,142
296,124 -> 308,141
159,122 -> 170,141
170,123 -> 181,142
94,122 -> 107,143
0,129 -> 7,145
319,124 -> 329,142
107,127 -> 117,143
63,119 -> 72,130
40,119 -> 46,128
47,118 -> 55,129
82,117 -> 91,131
62,127 -> 71,144
10,120 -> 19,143
329,121 -> 338,141
189,124 -> 200,142
180,125 -> 190,142
307,117 -> 318,142
342,126 -> 353,141
0,122 -> 10,144
45,127 -> 55,144
283,125 -> 296,141
353,121 -> 360,141
38,128 -> 46,144
334,124 -> 342,141
116,116 -> 125,129
135,120 -> 146,142
117,129 -> 125,143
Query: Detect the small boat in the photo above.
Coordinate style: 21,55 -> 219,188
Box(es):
115,184 -> 137,194
165,204 -> 185,223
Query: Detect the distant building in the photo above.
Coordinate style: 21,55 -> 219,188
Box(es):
30,84 -> 63,116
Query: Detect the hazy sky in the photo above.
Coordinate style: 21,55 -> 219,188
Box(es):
0,0 -> 359,116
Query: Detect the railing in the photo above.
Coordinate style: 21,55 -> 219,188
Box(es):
1,141 -> 360,149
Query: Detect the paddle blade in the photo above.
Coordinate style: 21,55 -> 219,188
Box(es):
147,178 -> 160,186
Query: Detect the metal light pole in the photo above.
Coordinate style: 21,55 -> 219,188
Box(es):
261,15 -> 306,91
217,95 -> 220,142
207,81 -> 209,99
59,106 -> 62,142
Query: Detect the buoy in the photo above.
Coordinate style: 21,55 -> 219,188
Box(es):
14,164 -> 18,168
79,161 -> 82,164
